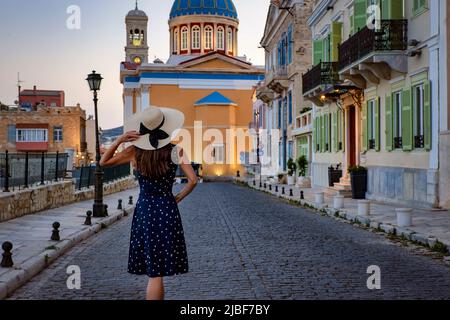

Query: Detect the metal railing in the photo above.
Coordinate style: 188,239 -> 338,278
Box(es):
338,20 -> 408,71
73,163 -> 132,190
0,151 -> 68,192
302,62 -> 340,94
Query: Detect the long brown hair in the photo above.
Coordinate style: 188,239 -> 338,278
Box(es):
135,144 -> 174,178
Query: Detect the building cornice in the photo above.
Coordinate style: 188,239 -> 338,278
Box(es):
307,0 -> 337,27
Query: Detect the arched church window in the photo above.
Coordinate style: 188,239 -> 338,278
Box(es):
227,27 -> 233,52
192,26 -> 201,49
133,28 -> 142,46
173,29 -> 179,52
181,27 -> 188,50
205,26 -> 213,50
217,26 -> 225,50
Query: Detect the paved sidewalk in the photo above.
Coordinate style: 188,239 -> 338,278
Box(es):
0,187 -> 139,299
240,177 -> 450,254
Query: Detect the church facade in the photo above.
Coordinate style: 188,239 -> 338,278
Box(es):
120,1 -> 264,179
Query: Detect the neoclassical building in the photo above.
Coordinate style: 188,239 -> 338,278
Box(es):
120,1 -> 264,178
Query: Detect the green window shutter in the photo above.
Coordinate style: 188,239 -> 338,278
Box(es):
313,117 -> 317,152
313,40 -> 323,66
367,101 -> 373,149
424,80 -> 432,151
381,0 -> 404,19
340,109 -> 345,152
375,97 -> 381,151
362,101 -> 368,151
402,88 -> 413,151
350,13 -> 354,36
321,115 -> 325,152
385,94 -> 393,151
354,0 -> 368,32
330,22 -> 343,62
332,111 -> 338,152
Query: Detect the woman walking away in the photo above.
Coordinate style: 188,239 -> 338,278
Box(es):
99,107 -> 198,300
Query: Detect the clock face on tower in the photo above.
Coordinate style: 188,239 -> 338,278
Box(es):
133,56 -> 142,64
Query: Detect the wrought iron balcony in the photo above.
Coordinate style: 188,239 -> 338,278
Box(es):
338,20 -> 408,72
302,62 -> 340,95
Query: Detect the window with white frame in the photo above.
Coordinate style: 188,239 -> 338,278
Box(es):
181,27 -> 188,50
413,84 -> 425,148
227,27 -> 233,52
192,26 -> 200,49
53,126 -> 63,142
393,91 -> 403,148
212,144 -> 225,164
204,26 -> 213,49
173,29 -> 179,52
217,26 -> 225,50
16,129 -> 48,142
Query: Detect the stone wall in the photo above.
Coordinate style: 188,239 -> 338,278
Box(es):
0,176 -> 138,222
366,167 -> 439,209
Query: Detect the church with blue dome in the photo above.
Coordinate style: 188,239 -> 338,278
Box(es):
170,0 -> 238,20
121,1 -> 264,179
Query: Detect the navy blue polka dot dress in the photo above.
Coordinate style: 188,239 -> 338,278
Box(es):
128,147 -> 188,278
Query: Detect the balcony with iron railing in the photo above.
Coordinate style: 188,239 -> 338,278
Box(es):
302,62 -> 340,95
338,20 -> 408,88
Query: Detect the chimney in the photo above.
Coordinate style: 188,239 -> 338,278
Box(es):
33,85 -> 37,94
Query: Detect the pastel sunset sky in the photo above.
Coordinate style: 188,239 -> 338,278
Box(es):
0,0 -> 268,129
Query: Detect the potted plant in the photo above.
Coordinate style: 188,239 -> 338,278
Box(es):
348,165 -> 368,199
287,158 -> 296,185
328,163 -> 342,187
278,173 -> 286,184
296,155 -> 311,188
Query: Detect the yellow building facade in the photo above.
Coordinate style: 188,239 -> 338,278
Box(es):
120,1 -> 264,179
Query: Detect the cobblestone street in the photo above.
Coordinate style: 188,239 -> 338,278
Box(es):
9,183 -> 450,300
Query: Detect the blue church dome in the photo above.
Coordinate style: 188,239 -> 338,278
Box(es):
170,0 -> 238,20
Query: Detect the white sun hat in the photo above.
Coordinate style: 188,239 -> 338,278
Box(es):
125,107 -> 185,151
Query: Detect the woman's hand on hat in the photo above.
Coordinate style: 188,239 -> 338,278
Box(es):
118,131 -> 141,144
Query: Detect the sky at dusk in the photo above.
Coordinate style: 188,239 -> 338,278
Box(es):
0,0 -> 268,129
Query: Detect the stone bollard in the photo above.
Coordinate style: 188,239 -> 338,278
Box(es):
253,180 -> 256,186
275,186 -> 279,193
51,222 -> 61,241
104,204 -> 109,216
264,183 -> 267,189
282,187 -> 285,195
315,192 -> 324,205
358,200 -> 371,216
333,195 -> 345,210
269,185 -> 272,191
236,170 -> 241,178
1,241 -> 13,268
259,181 -> 262,188
300,190 -> 304,200
84,211 -> 92,226
289,189 -> 294,197
129,196 -> 134,205
396,208 -> 413,227
123,209 -> 129,217
117,199 -> 123,210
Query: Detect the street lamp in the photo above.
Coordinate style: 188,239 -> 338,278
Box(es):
86,71 -> 105,218
254,110 -> 262,187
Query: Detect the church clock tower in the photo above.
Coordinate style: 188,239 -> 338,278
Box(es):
125,1 -> 149,65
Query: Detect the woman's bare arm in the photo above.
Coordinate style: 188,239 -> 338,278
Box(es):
99,131 -> 140,168
174,148 -> 198,204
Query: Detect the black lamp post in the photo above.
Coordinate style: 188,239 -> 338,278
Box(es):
86,71 -> 105,218
254,110 -> 262,187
